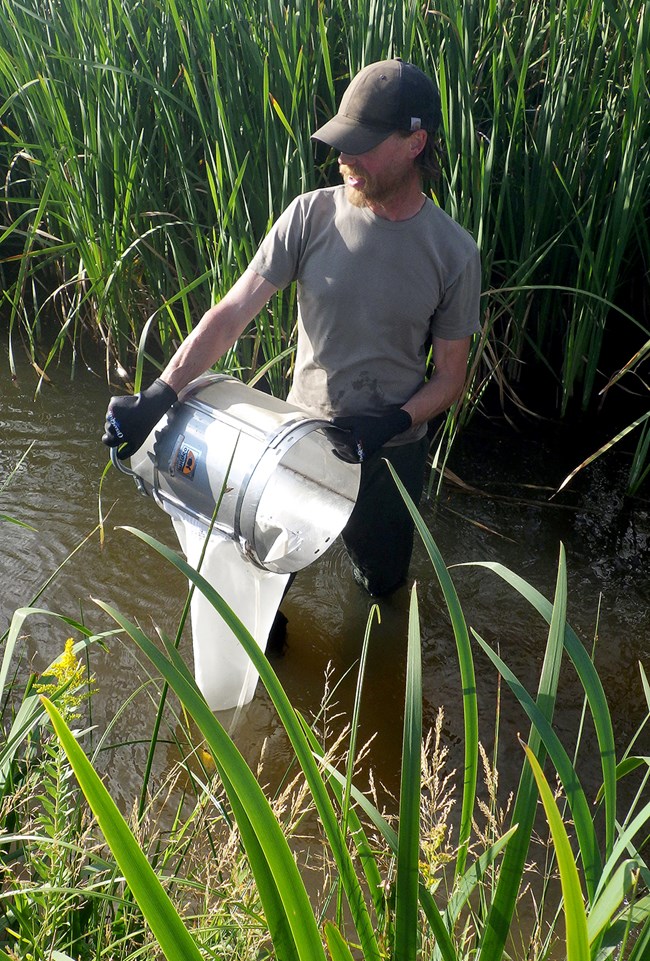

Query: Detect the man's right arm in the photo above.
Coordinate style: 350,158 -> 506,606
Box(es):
160,268 -> 278,394
103,269 -> 278,458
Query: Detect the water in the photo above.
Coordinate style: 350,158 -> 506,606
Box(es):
2,344 -> 648,817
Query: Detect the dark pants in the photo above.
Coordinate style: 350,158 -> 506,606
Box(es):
341,434 -> 430,597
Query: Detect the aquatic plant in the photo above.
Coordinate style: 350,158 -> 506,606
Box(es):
3,492 -> 648,959
1,0 -> 648,446
1,628 -> 103,957
557,337 -> 650,497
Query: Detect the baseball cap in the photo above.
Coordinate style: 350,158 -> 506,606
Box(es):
312,58 -> 441,155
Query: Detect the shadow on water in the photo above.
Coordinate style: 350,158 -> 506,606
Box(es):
2,344 -> 648,822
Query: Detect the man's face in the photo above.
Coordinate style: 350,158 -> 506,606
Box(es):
338,131 -> 423,208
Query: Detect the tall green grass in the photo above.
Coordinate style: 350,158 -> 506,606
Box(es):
2,499 -> 649,959
434,0 -> 650,404
0,0 -> 337,392
2,0 -> 647,403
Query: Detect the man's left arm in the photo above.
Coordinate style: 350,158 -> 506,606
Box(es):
330,336 -> 472,462
402,335 -> 472,426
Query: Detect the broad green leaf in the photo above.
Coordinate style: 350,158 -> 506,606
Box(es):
472,630 -> 601,901
324,921 -> 356,961
41,697 -> 205,961
386,464 -> 478,878
394,586 -> 423,961
587,860 -> 644,945
523,743 -> 590,961
462,560 -> 617,859
477,546 -> 568,961
92,599 -> 323,961
100,525 -> 380,960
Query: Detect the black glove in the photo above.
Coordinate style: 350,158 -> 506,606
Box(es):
102,378 -> 177,460
330,407 -> 412,463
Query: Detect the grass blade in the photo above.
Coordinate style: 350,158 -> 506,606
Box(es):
471,630 -> 602,901
477,546 -> 568,961
101,524 -> 381,960
386,463 -> 478,878
40,696 -> 205,961
336,604 -> 377,926
324,921 -> 356,961
595,799 -> 650,901
91,598 -> 325,961
587,860 -> 647,946
394,585 -> 423,961
523,742 -> 590,961
317,756 -> 459,961
628,916 -> 650,961
297,713 -> 386,922
462,560 -> 617,860
441,826 -> 518,933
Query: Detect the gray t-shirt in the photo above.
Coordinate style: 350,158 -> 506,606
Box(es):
249,185 -> 481,442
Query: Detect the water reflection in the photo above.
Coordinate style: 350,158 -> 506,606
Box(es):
2,345 -> 648,816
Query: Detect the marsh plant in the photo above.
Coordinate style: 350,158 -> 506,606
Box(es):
1,0 -> 648,483
2,474 -> 649,960
1,638 -> 99,955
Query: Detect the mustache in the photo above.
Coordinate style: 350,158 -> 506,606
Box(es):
339,163 -> 365,178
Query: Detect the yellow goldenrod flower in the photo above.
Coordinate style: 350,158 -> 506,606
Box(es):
36,638 -> 96,720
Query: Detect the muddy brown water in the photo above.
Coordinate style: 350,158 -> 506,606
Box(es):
2,345 -> 648,828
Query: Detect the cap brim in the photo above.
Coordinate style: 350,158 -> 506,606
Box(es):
311,115 -> 393,154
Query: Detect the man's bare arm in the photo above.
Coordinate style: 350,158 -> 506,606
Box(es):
161,268 -> 278,394
402,335 -> 472,425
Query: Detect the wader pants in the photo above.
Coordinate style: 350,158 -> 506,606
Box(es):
341,434 -> 430,597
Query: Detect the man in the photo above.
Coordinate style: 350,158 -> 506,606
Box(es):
103,58 -> 481,598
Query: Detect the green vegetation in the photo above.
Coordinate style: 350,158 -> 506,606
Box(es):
1,7 -> 649,951
1,0 -> 648,477
1,481 -> 649,959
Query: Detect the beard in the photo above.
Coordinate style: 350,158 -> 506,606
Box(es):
344,182 -> 370,208
340,163 -> 412,209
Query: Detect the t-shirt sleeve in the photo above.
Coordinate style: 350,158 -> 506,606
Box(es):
248,197 -> 304,290
430,244 -> 482,340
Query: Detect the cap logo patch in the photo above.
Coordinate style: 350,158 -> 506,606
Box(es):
410,117 -> 422,131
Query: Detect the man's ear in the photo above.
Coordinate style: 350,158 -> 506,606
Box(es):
410,128 -> 428,158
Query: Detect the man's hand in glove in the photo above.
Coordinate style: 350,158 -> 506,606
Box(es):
330,407 -> 412,463
102,378 -> 178,460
